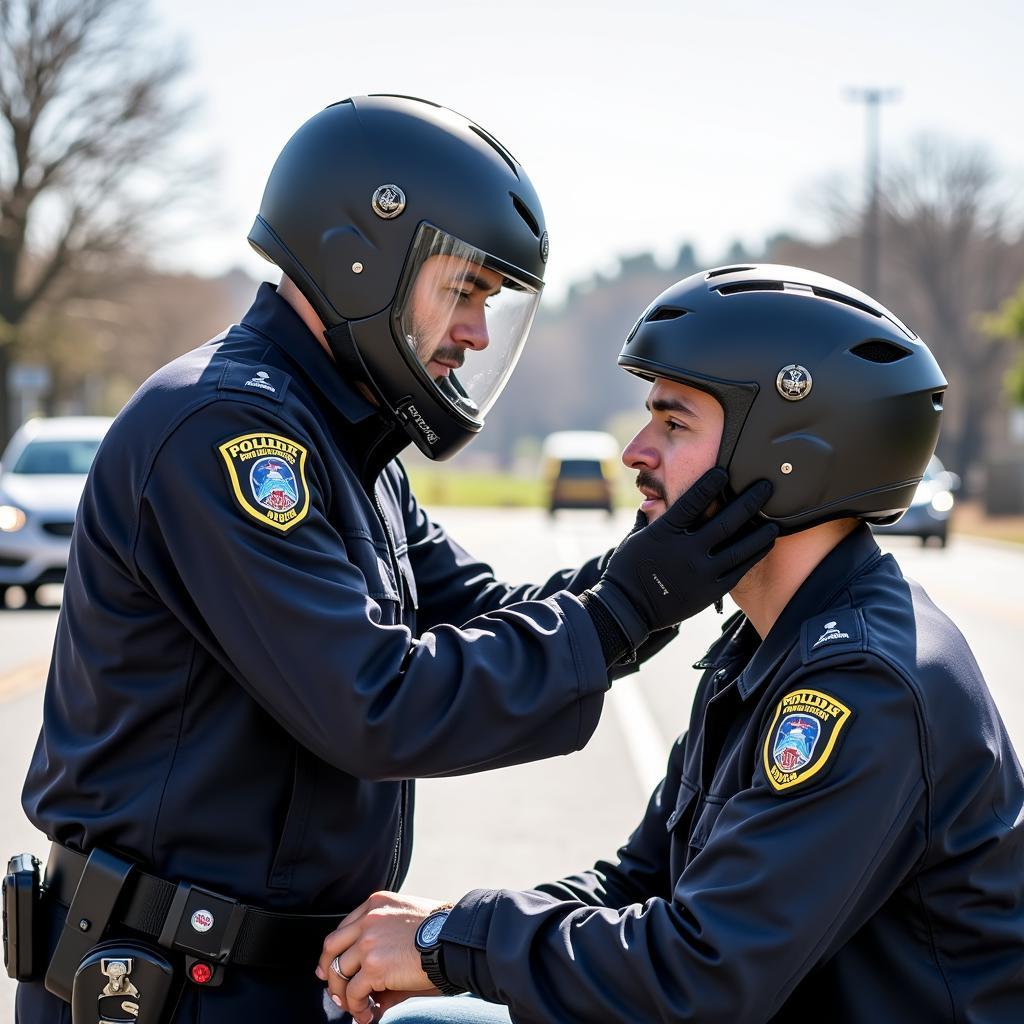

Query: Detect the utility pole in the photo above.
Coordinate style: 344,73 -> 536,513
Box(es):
846,87 -> 899,296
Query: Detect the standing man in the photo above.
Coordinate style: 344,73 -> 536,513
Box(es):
13,98 -> 775,1023
321,265 -> 1024,1023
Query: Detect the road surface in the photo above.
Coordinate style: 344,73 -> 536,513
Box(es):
2,511 -> 1021,1019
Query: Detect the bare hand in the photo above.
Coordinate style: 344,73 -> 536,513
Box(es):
316,891 -> 445,1023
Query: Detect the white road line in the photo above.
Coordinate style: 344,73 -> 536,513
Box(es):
606,679 -> 669,796
555,525 -> 667,798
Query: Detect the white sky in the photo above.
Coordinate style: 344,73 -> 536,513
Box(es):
151,0 -> 1024,299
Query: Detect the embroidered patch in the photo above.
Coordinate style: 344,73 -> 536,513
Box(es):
219,361 -> 290,403
217,432 -> 310,532
762,688 -> 853,792
801,609 -> 863,663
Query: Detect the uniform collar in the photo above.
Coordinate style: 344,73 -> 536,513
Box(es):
240,283 -> 377,425
735,523 -> 883,701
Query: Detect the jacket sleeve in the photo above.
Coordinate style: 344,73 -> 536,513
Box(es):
395,462 -> 609,633
395,463 -> 680,677
440,657 -> 928,1024
130,401 -> 609,781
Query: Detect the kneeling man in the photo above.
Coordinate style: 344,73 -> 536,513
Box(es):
319,265 -> 1024,1023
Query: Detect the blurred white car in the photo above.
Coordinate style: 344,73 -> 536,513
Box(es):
0,416 -> 113,606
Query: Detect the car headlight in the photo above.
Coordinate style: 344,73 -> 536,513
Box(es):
930,491 -> 954,513
0,504 -> 27,532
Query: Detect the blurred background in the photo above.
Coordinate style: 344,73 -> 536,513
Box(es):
2,0 -> 1024,521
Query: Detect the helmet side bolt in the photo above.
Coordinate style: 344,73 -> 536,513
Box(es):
351,262 -> 364,274
781,463 -> 793,475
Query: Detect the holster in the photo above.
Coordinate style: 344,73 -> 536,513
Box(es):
71,940 -> 180,1024
20,841 -> 346,1018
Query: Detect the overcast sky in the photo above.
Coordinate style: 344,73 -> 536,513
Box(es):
151,0 -> 1024,299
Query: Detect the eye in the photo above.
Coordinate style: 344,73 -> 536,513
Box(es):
665,419 -> 687,433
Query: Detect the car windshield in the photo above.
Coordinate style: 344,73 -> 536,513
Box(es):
11,439 -> 102,475
557,459 -> 604,480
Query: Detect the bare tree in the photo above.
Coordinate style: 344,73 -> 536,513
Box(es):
880,137 -> 1024,480
0,0 -> 205,442
776,136 -> 1024,485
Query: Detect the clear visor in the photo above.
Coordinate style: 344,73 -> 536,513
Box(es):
394,225 -> 542,420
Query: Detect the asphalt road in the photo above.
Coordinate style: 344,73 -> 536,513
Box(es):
1,511 -> 1022,1020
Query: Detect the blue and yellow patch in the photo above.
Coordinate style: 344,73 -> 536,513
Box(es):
762,688 -> 853,793
218,432 -> 310,532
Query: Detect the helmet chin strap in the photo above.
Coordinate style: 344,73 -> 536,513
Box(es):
324,320 -> 377,392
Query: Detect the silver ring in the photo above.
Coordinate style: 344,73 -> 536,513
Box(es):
330,955 -> 352,981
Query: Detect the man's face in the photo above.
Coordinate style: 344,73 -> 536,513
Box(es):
407,254 -> 504,381
622,377 -> 725,522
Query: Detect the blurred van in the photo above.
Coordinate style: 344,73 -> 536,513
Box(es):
542,431 -> 619,515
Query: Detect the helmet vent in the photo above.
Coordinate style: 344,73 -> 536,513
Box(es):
850,339 -> 911,364
510,192 -> 541,237
715,281 -> 785,296
932,391 -> 945,410
470,125 -> 519,177
706,266 -> 755,279
645,305 -> 690,323
810,287 -> 883,318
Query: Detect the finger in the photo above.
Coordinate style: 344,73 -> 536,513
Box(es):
711,522 -> 779,574
660,467 -> 728,529
715,533 -> 779,590
701,479 -> 773,541
344,969 -> 378,1021
325,952 -> 359,1004
318,920 -> 363,980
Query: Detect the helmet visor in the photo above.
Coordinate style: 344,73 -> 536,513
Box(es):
394,225 -> 542,420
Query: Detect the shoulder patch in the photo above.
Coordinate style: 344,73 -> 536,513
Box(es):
801,608 -> 864,663
762,688 -> 853,793
217,432 -> 310,532
218,361 -> 290,403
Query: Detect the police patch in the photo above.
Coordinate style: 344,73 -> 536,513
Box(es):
762,688 -> 853,793
218,432 -> 310,532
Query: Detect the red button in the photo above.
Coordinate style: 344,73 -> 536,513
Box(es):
190,962 -> 213,984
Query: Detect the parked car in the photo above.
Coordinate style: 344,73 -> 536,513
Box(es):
542,430 -> 619,515
872,455 -> 960,547
0,416 -> 113,606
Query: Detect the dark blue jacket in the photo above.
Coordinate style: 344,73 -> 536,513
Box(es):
21,284 -> 610,914
441,526 -> 1024,1022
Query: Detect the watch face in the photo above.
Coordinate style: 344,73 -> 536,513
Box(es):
418,911 -> 448,948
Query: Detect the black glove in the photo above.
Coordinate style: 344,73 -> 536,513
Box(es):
585,468 -> 777,659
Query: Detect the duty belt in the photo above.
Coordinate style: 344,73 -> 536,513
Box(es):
45,843 -> 343,973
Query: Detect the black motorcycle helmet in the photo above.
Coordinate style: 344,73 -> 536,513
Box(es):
248,94 -> 548,460
618,265 -> 948,532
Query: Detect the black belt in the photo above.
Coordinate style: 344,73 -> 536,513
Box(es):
44,843 -> 343,972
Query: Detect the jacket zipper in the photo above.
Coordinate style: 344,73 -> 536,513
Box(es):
372,487 -> 407,892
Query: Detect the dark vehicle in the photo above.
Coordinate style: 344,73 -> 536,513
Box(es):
872,456 -> 959,547
543,431 -> 618,515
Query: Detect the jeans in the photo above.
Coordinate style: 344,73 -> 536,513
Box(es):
380,994 -> 512,1023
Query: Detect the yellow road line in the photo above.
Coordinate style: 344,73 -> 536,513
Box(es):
0,658 -> 49,703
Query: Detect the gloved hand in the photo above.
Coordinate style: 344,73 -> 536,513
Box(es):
586,468 -> 777,656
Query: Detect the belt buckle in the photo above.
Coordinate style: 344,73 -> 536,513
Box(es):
157,882 -> 245,965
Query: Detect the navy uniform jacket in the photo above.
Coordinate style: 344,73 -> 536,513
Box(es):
21,283 -> 611,915
441,525 -> 1024,1022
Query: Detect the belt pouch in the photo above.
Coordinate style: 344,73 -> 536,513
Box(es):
45,848 -> 135,1002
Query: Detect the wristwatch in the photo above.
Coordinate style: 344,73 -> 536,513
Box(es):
414,908 -> 465,996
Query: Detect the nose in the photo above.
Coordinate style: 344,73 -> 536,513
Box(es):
622,426 -> 659,470
451,307 -> 490,352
